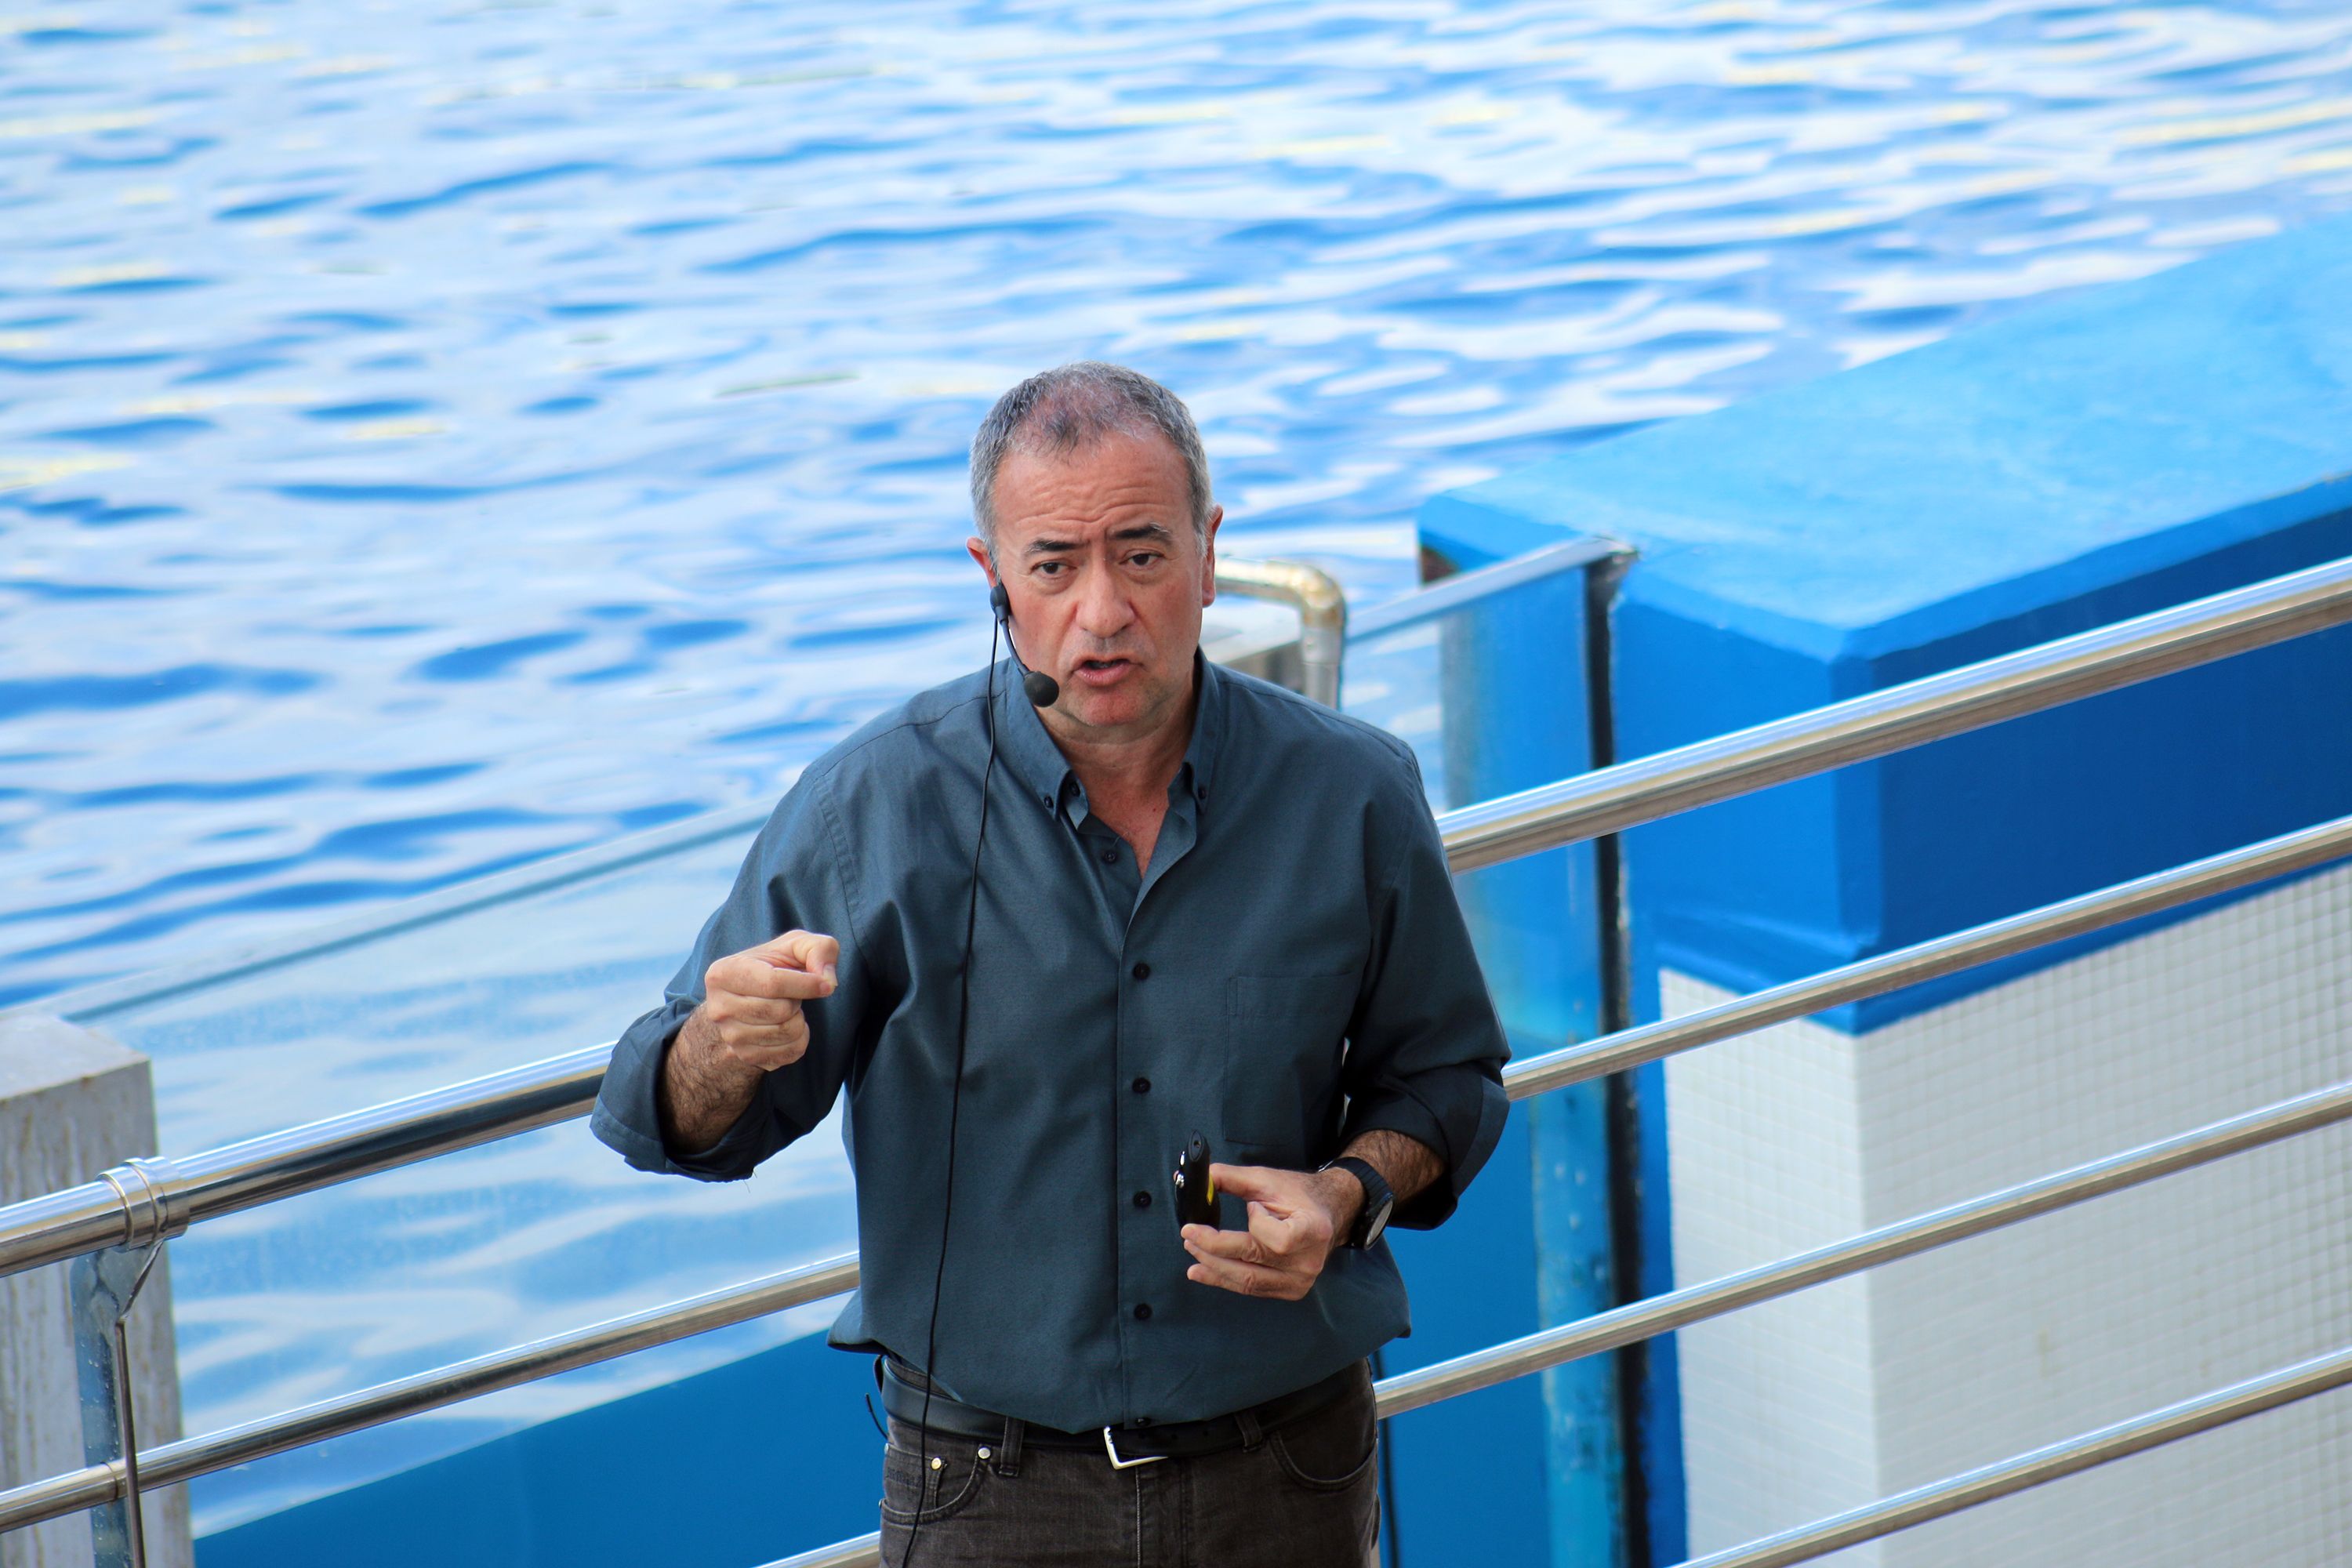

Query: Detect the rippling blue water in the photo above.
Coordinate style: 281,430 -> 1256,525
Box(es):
11,0 -> 2352,1536
11,0 -> 2352,1007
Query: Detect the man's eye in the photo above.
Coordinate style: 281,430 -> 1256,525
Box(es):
1127,552 -> 1163,568
1036,561 -> 1067,577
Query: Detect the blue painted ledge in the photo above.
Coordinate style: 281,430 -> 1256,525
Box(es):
1421,212 -> 2352,1032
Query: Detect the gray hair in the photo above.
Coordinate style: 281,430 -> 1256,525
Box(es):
968,362 -> 1212,559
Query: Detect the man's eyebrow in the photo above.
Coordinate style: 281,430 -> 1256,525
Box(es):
1022,522 -> 1178,556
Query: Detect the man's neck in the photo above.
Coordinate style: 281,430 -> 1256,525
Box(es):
1043,666 -> 1200,815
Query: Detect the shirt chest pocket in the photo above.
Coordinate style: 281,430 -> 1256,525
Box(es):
1222,971 -> 1361,1161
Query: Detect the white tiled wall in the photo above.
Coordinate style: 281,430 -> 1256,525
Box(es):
1664,861 -> 2352,1566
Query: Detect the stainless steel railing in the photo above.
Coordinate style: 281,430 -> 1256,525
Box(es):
6,553 -> 2347,1288
4,550 -> 2351,1562
10,804 -> 2351,1291
16,557 -> 1345,1030
1675,1343 -> 2352,1568
10,1053 -> 2350,1543
1441,553 -> 2352,872
754,1069 -> 2352,1568
0,1044 -> 610,1281
1502,810 -> 2352,1099
0,1254 -> 862,1532
1212,556 -> 1348,706
1374,1075 -> 2352,1416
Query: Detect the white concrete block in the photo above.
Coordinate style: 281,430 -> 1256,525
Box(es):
1665,860 -> 2352,1566
0,1014 -> 192,1568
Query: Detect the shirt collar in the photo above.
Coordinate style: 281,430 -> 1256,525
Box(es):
989,650 -> 1227,817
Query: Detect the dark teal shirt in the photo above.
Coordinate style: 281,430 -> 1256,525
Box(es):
591,655 -> 1509,1433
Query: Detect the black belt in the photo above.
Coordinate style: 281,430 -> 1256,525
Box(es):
877,1356 -> 1361,1468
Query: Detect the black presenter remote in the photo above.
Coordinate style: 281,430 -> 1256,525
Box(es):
1172,1134 -> 1218,1230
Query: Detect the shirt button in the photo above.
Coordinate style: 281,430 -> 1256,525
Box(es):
1131,962 -> 1151,980
1131,1077 -> 1151,1094
1101,848 -> 1117,864
1133,1303 -> 1152,1321
1132,1190 -> 1152,1209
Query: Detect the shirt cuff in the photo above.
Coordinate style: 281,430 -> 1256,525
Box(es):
664,1088 -> 772,1181
591,1004 -> 769,1183
1341,1093 -> 1461,1230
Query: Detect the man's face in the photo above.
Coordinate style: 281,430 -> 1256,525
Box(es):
969,432 -> 1221,746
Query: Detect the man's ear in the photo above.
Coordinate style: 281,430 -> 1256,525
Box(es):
966,535 -> 997,590
1200,506 -> 1223,607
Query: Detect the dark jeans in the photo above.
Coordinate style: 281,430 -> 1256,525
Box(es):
879,1361 -> 1380,1568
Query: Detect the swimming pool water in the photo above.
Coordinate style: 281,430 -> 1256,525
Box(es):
10,0 -> 2352,1538
9,0 -> 2352,1007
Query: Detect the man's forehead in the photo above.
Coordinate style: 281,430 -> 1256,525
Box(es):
990,434 -> 1192,539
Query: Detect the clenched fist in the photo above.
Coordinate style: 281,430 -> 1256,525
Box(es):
695,928 -> 839,1072
660,929 -> 838,1152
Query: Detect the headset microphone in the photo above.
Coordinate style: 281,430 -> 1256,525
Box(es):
899,578 -> 1057,1566
988,583 -> 1061,709
902,582 -> 1024,1567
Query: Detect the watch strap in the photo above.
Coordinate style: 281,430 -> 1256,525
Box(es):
1323,1156 -> 1394,1249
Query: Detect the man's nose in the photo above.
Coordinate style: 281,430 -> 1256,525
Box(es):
1073,564 -> 1135,641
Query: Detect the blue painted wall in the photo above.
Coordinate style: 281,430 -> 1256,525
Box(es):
1421,212 -> 2352,1562
1378,562 -> 1630,1566
1382,1107 -> 1555,1568
1424,212 -> 2352,1030
197,1331 -> 882,1568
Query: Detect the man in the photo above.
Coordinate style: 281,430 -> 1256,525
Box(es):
591,361 -> 1508,1566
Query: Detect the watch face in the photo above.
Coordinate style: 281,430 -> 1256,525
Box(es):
1359,1194 -> 1395,1247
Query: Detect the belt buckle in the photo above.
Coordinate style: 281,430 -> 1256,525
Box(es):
1102,1426 -> 1168,1470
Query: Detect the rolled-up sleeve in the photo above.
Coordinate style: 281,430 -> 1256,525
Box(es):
1338,760 -> 1511,1229
590,767 -> 871,1182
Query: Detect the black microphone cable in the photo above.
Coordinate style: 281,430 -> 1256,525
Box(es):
897,607 -> 1011,1566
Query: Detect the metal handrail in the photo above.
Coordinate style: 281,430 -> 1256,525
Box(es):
1212,557 -> 1347,706
764,1532 -> 878,1568
1345,535 -> 1621,641
5,554 -> 2347,1287
742,1072 -> 2352,1568
1374,1076 -> 2352,1414
10,1064 -> 2349,1538
7,800 -> 2347,1292
13,557 -> 1336,1029
0,1254 -> 858,1534
762,1336 -> 2352,1568
1503,810 -> 2352,1100
5,551 -> 2351,1553
1677,1342 -> 2352,1568
42,807 -> 780,1028
1443,552 -> 2352,872
0,1044 -> 611,1281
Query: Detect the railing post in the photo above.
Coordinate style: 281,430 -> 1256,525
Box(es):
1428,547 -> 1629,1566
71,1254 -> 146,1568
0,1017 -> 191,1568
1214,558 -> 1347,706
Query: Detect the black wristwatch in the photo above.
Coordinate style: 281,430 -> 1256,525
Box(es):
1321,1156 -> 1396,1250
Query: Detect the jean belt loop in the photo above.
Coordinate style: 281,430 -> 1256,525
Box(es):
1234,1406 -> 1266,1452
994,1414 -> 1025,1477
